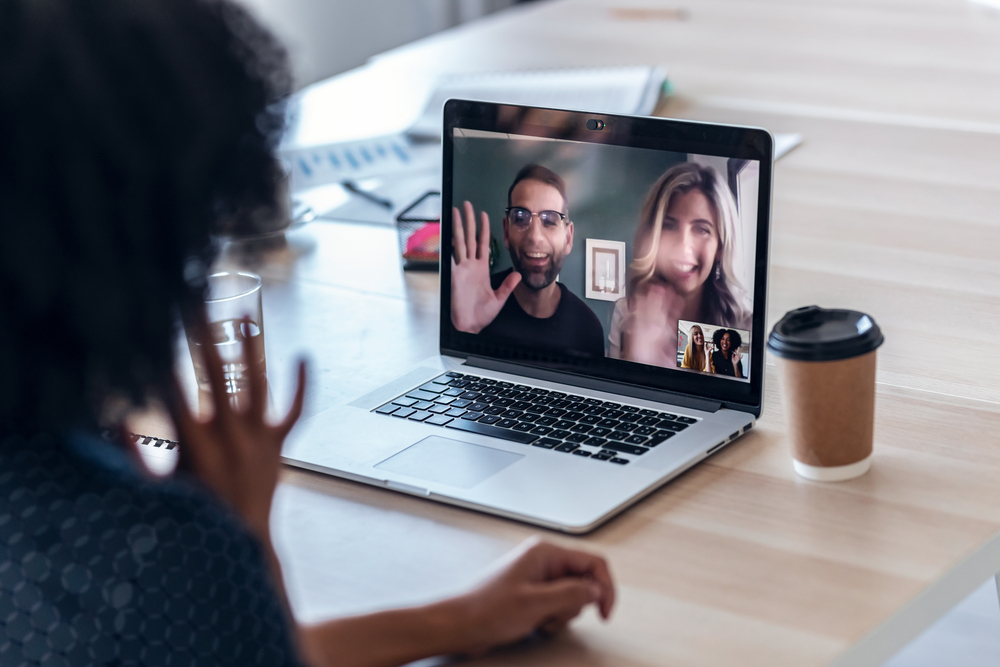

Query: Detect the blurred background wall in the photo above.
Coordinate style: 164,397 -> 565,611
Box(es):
232,0 -> 520,88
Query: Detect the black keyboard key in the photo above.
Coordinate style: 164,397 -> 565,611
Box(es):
638,416 -> 661,426
466,383 -> 485,392
608,430 -> 632,441
392,397 -> 418,407
659,413 -> 678,421
529,388 -> 550,396
553,420 -> 576,430
496,381 -> 513,389
639,409 -> 658,416
413,401 -> 436,410
393,407 -> 416,418
468,402 -> 489,412
535,416 -> 557,426
513,384 -> 531,391
445,372 -> 464,378
492,398 -> 514,408
620,405 -> 640,413
564,411 -> 586,421
625,434 -> 650,445
497,389 -> 520,399
583,398 -> 602,405
459,391 -> 482,400
478,415 -> 502,425
479,378 -> 497,385
572,450 -> 592,457
512,401 -> 533,411
533,438 -> 560,449
583,405 -> 606,416
602,402 -> 622,409
408,411 -> 432,422
519,413 -> 542,423
610,457 -> 629,465
584,436 -> 608,447
619,412 -> 642,423
419,383 -> 446,394
650,430 -> 676,444
445,408 -> 467,418
567,402 -> 588,412
659,422 -> 687,432
549,429 -> 572,439
406,390 -> 438,402
566,432 -> 589,443
525,404 -> 548,414
603,410 -> 625,420
579,415 -> 601,425
530,425 -> 553,435
548,392 -> 567,399
512,422 -> 536,432
443,388 -> 465,397
555,443 -> 578,453
496,419 -> 519,429
602,442 -> 649,456
545,408 -> 567,418
502,409 -> 524,419
549,400 -> 572,409
677,416 -> 697,424
592,453 -> 613,461
570,423 -> 593,433
462,412 -> 484,421
429,404 -> 451,414
448,379 -> 470,388
452,399 -> 473,408
596,419 -> 620,429
483,406 -> 506,416
590,427 -> 612,438
634,425 -> 657,436
480,386 -> 501,396
435,395 -> 457,405
375,404 -> 398,415
446,419 -> 539,444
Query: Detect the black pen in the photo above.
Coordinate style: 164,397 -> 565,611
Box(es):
342,180 -> 393,209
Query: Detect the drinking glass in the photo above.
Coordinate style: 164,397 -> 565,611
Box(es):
187,271 -> 266,406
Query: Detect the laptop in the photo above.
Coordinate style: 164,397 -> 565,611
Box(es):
282,100 -> 773,533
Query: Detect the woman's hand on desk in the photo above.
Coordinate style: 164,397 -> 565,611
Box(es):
454,537 -> 616,652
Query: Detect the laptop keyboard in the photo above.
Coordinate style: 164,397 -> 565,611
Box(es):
373,372 -> 699,465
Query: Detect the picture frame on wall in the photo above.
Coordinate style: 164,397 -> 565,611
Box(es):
585,239 -> 627,302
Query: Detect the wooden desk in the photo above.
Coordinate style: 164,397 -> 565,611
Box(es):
147,1 -> 1000,665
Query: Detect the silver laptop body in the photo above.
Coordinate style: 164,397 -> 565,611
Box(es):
283,101 -> 773,533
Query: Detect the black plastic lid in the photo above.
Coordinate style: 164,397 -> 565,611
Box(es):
767,306 -> 884,362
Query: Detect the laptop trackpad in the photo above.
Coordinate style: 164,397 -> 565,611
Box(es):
375,436 -> 523,489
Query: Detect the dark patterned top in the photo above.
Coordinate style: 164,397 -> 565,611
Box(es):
0,432 -> 302,667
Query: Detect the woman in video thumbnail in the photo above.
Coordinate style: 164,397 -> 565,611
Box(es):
680,324 -> 710,371
609,162 -> 751,367
710,329 -> 744,378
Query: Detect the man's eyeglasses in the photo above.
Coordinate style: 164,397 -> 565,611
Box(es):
505,207 -> 567,229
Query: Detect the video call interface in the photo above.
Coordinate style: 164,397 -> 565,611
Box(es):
449,128 -> 759,383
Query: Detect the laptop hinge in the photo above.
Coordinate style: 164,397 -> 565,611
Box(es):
463,356 -> 723,413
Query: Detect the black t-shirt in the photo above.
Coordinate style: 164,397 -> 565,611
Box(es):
711,350 -> 744,377
481,268 -> 605,358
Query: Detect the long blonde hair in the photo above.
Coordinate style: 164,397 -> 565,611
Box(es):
683,324 -> 707,371
629,162 -> 751,329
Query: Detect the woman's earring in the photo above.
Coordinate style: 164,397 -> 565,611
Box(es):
714,263 -> 721,281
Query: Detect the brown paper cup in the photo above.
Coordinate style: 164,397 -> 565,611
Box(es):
776,350 -> 876,481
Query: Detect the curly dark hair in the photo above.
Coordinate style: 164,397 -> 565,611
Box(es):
0,0 -> 291,435
712,328 -> 743,351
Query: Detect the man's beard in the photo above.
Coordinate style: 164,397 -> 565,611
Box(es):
509,248 -> 563,291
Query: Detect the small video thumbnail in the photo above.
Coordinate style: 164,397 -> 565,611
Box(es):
677,320 -> 750,382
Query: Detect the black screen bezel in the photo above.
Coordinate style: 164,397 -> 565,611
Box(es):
439,100 -> 773,415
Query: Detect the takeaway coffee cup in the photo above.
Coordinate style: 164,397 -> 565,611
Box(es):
767,306 -> 885,482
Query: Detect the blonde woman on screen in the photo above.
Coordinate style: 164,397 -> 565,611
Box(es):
608,162 -> 751,367
680,324 -> 710,371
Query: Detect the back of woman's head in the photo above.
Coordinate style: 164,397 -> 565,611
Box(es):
0,0 -> 290,435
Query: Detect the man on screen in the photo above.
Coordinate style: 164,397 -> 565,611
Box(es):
451,164 -> 605,357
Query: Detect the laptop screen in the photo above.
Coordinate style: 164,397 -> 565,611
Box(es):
441,102 -> 772,412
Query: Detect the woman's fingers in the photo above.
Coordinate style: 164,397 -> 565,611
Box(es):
528,578 -> 598,628
452,206 -> 466,264
463,201 -> 478,261
536,544 -> 616,619
277,359 -> 308,440
190,312 -> 234,425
